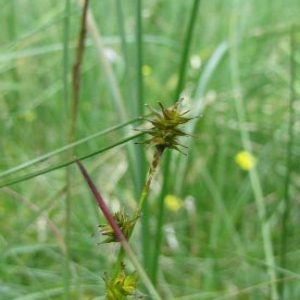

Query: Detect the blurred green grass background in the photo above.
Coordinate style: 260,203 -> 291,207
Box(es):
0,0 -> 299,299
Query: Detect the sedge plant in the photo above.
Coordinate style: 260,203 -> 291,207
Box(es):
76,99 -> 193,299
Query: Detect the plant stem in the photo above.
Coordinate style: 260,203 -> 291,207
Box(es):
137,144 -> 164,274
137,145 -> 164,274
62,0 -> 71,298
76,160 -> 162,300
229,5 -> 278,298
150,150 -> 171,284
279,25 -> 296,299
134,0 -> 149,269
174,0 -> 201,98
138,146 -> 164,210
115,0 -> 128,68
69,0 -> 89,140
65,1 -> 89,298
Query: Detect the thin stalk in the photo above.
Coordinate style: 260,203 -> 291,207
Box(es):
229,7 -> 278,299
69,0 -> 89,141
115,0 -> 128,67
174,0 -> 201,98
134,0 -> 148,269
76,160 -> 162,300
135,0 -> 144,117
279,25 -> 296,299
63,0 -> 70,120
62,0 -> 71,298
7,0 -> 20,103
150,150 -> 170,284
66,1 -> 89,296
138,147 -> 164,210
151,0 -> 201,285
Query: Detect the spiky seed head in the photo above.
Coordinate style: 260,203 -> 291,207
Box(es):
98,210 -> 139,243
104,265 -> 138,300
137,98 -> 192,153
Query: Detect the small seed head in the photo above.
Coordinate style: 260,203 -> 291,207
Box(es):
137,98 -> 192,153
98,210 -> 139,243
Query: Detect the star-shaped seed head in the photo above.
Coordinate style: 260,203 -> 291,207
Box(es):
138,98 -> 192,153
98,210 -> 139,243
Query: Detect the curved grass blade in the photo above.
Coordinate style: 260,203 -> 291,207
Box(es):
0,132 -> 143,188
174,41 -> 228,193
76,160 -> 162,300
0,117 -> 141,179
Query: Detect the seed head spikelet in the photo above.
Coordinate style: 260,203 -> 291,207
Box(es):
137,98 -> 193,209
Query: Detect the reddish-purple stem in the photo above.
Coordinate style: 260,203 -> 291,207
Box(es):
76,160 -> 126,242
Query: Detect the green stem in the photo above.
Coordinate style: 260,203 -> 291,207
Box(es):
115,0 -> 128,68
65,2 -> 89,298
150,150 -> 171,284
7,0 -> 20,103
69,0 -> 89,140
174,0 -> 201,98
111,144 -> 163,292
229,6 -> 278,299
279,25 -> 296,299
135,0 -> 144,117
134,0 -> 149,270
62,0 -> 71,298
136,146 -> 164,273
138,147 -> 164,210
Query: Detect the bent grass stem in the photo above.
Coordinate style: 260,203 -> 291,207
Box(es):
76,160 -> 162,300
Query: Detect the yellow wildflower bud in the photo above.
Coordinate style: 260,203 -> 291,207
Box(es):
22,111 -> 37,122
164,194 -> 182,212
235,150 -> 256,171
142,64 -> 152,76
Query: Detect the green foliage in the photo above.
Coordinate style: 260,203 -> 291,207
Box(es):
0,0 -> 300,299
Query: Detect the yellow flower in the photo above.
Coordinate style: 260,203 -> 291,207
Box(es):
22,111 -> 37,122
142,64 -> 152,76
164,194 -> 182,212
235,150 -> 256,171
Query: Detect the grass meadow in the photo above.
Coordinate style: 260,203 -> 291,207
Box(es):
0,0 -> 300,299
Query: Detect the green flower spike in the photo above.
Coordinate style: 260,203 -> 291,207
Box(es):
139,98 -> 192,153
104,264 -> 138,300
98,210 -> 139,243
137,99 -> 193,209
